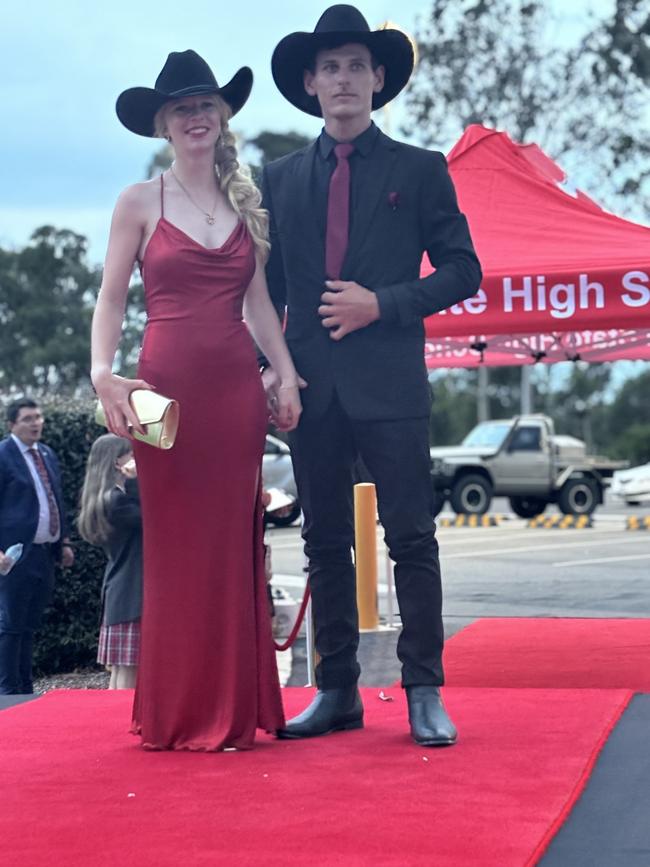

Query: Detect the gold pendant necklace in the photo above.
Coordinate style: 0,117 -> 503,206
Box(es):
170,165 -> 218,225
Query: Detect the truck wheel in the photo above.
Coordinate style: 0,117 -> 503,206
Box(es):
509,496 -> 548,518
450,474 -> 493,515
558,478 -> 599,515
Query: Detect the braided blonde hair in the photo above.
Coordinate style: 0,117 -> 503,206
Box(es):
155,95 -> 270,261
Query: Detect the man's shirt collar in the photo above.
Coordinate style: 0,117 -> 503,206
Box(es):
318,121 -> 380,160
11,434 -> 36,455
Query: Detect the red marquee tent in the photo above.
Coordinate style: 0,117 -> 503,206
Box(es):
423,125 -> 650,368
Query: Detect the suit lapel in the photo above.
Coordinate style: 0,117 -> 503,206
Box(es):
6,439 -> 63,521
294,141 -> 327,240
6,437 -> 34,487
344,131 -> 399,273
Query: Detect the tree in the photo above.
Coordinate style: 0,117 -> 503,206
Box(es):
538,362 -> 612,452
404,1 -> 567,150
0,227 -> 145,392
404,0 -> 650,220
247,131 -> 312,165
429,370 -> 477,443
144,129 -> 312,186
0,228 -> 100,391
116,279 -> 146,377
145,142 -> 174,179
599,369 -> 650,463
247,130 -> 312,184
559,0 -> 650,220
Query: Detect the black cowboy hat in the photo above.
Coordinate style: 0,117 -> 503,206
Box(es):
116,50 -> 253,137
271,4 -> 414,117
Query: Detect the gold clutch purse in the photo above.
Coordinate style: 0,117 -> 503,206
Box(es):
95,389 -> 180,450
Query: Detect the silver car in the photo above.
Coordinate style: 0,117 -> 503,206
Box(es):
263,435 -> 300,526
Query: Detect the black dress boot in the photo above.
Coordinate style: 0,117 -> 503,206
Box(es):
406,685 -> 457,746
277,686 -> 364,739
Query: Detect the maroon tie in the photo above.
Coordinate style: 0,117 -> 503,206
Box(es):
29,448 -> 61,537
325,142 -> 355,280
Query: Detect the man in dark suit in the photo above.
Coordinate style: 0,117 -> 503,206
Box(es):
262,5 -> 482,745
0,398 -> 74,694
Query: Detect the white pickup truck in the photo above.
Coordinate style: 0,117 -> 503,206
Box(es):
430,415 -> 627,518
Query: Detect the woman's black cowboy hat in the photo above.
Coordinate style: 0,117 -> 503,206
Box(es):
271,4 -> 414,117
116,50 -> 253,137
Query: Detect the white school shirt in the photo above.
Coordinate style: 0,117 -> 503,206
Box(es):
11,434 -> 60,544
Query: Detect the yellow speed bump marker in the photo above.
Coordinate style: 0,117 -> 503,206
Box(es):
528,514 -> 593,529
626,516 -> 650,531
438,515 -> 502,528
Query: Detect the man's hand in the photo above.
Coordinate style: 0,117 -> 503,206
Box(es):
61,545 -> 75,569
318,280 -> 380,340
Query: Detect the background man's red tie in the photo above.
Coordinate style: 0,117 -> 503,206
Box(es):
326,142 -> 355,280
29,448 -> 60,537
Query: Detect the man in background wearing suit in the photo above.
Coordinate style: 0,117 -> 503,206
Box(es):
0,399 -> 74,694
262,5 -> 482,745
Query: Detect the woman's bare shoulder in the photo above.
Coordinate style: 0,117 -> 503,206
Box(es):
117,177 -> 162,209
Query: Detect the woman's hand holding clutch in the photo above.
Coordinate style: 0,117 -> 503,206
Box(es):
93,371 -> 155,438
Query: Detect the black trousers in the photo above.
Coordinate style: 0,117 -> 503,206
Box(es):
0,544 -> 55,694
289,396 -> 444,690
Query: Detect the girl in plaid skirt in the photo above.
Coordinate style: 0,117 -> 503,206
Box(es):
79,434 -> 143,689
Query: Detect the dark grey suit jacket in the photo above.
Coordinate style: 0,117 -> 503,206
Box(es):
261,129 -> 482,420
101,478 -> 142,626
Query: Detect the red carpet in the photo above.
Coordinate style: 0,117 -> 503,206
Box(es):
444,618 -> 650,689
0,687 -> 630,866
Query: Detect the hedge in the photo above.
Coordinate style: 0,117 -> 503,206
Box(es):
27,399 -> 281,673
31,397 -> 107,675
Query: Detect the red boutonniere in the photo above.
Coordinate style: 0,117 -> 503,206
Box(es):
388,191 -> 400,210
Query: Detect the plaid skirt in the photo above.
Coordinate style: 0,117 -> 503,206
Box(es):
97,619 -> 141,667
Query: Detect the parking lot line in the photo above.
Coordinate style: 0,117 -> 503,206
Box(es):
268,526 -> 631,553
273,572 -> 397,595
442,535 -> 650,560
438,528 -> 623,547
552,553 -> 650,567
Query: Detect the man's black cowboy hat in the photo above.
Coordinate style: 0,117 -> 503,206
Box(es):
271,4 -> 414,118
116,50 -> 253,137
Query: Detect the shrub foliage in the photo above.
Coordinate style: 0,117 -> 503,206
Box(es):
33,398 -> 107,675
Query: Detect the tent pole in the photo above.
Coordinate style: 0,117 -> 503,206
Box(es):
478,365 -> 489,421
521,365 -> 533,414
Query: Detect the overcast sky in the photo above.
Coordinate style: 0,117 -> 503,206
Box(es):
1,0 -> 611,264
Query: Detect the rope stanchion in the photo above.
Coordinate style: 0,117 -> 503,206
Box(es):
273,583 -> 311,652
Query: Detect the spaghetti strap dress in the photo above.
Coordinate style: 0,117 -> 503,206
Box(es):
131,176 -> 284,750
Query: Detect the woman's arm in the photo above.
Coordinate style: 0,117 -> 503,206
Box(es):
91,186 -> 154,437
243,260 -> 303,431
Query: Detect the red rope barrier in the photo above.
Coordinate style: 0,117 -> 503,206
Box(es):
273,583 -> 311,652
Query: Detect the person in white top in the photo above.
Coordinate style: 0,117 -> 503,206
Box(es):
0,399 -> 74,694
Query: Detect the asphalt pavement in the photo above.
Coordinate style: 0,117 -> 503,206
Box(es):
266,493 -> 650,685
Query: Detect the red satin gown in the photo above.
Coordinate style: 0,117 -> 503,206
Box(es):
131,178 -> 284,750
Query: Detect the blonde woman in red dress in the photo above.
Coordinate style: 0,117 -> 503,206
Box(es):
91,51 -> 302,750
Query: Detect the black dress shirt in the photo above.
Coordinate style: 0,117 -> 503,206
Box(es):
260,125 -> 482,420
314,121 -> 381,240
